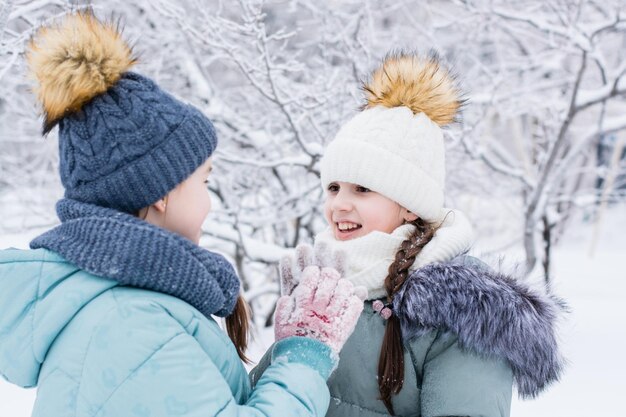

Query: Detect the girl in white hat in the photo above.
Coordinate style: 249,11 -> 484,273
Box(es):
252,52 -> 565,417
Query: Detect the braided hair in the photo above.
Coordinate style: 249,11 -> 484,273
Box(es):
377,217 -> 437,415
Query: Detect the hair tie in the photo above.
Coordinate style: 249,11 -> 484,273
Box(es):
372,300 -> 393,320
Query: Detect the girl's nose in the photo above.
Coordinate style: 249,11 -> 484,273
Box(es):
331,190 -> 353,212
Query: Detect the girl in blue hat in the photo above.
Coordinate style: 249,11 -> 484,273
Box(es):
0,11 -> 365,417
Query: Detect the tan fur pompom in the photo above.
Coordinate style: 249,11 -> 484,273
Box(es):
26,11 -> 137,133
363,52 -> 462,126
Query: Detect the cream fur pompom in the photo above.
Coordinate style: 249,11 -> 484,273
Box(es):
26,11 -> 137,133
363,52 -> 462,126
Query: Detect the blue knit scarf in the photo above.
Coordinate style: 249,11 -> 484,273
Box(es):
30,198 -> 240,318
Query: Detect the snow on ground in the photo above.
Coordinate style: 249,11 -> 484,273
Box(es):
1,207 -> 625,416
509,213 -> 626,417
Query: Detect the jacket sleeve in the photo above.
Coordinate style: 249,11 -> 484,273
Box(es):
88,297 -> 333,417
420,331 -> 513,417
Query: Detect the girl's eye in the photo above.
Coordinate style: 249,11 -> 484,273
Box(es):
356,185 -> 370,192
328,183 -> 339,192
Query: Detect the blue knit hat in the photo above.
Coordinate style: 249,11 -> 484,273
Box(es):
58,72 -> 217,213
27,11 -> 216,213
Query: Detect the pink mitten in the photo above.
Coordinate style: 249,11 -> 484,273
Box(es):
279,242 -> 347,296
275,265 -> 366,353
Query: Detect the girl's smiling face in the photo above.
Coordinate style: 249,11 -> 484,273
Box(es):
324,181 -> 417,241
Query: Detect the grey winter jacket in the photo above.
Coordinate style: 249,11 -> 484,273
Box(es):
250,256 -> 565,417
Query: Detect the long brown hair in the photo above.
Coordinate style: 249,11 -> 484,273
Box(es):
378,218 -> 436,415
226,295 -> 252,363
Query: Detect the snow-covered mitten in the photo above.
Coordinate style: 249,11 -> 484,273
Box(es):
279,242 -> 347,296
274,265 -> 366,353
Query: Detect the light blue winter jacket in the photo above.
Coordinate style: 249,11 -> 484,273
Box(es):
0,248 -> 334,417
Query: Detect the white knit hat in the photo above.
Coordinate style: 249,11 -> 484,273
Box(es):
320,52 -> 462,222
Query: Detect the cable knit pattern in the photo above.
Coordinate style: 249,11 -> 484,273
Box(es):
314,208 -> 474,299
320,53 -> 462,223
321,107 -> 445,221
30,198 -> 240,318
58,72 -> 217,213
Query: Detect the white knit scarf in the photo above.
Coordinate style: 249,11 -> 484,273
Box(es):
314,208 -> 474,300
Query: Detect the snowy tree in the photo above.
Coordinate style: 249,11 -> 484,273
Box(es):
1,0 -> 625,325
439,0 -> 626,280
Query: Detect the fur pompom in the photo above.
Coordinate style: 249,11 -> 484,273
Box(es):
26,11 -> 137,133
363,52 -> 462,126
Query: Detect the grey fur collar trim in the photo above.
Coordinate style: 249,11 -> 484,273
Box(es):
393,257 -> 566,398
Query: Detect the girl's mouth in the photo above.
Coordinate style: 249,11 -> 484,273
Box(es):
335,222 -> 362,240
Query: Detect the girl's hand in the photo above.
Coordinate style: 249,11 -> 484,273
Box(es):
279,242 -> 346,296
274,265 -> 366,353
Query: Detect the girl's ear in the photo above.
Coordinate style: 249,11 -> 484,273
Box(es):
403,208 -> 418,222
153,196 -> 168,213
